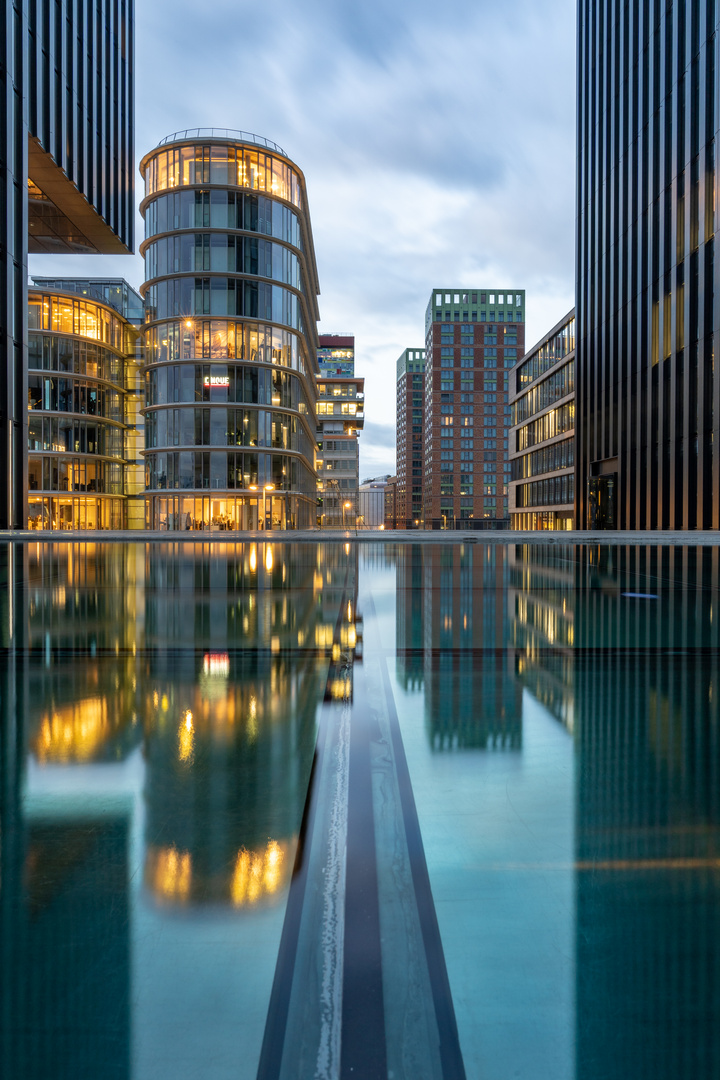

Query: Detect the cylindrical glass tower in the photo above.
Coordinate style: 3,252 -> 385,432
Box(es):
139,130 -> 320,531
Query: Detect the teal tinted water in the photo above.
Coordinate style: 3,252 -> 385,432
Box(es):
1,541 -> 718,1079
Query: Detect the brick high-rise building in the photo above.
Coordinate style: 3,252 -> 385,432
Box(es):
423,289 -> 525,528
396,347 -> 425,527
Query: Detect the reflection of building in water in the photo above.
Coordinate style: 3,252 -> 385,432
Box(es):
141,541 -> 360,904
396,544 -> 522,749
508,543 -> 575,732
572,545 -> 720,1080
21,542 -> 145,764
396,543 -> 425,692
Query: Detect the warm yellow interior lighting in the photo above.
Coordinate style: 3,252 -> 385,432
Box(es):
231,839 -> 289,906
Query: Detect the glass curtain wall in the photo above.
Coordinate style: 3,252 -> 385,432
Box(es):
26,290 -> 138,531
139,133 -> 321,531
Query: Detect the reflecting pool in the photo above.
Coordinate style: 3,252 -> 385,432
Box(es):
1,541 -> 719,1079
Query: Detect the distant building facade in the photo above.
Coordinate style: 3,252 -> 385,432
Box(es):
1,0 -> 135,528
139,130 -> 320,530
316,334 -> 364,527
423,289 -> 524,528
577,1 -> 719,528
508,310 -> 575,531
359,476 -> 388,528
396,348 -> 425,527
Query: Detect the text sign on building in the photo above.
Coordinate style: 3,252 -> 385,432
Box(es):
204,375 -> 230,387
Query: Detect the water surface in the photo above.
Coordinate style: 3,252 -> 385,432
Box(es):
1,541 -> 718,1079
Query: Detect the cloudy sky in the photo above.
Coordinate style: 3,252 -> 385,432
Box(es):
30,0 -> 577,479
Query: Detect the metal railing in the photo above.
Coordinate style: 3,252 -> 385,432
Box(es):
156,129 -> 286,155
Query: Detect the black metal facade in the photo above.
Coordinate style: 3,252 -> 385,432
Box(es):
0,0 -> 134,530
577,0 -> 720,528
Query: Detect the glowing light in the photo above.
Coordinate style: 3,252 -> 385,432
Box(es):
231,839 -> 288,906
203,652 -> 230,677
347,602 -> 352,622
147,846 -> 192,902
178,710 -> 195,762
250,546 -> 257,572
265,546 -> 273,572
33,698 -> 109,763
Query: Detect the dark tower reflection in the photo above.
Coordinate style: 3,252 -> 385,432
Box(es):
396,543 -> 522,750
1,542 -> 134,1080
572,545 -> 720,1080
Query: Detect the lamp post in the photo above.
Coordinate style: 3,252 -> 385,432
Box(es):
249,485 -> 257,531
263,484 -> 275,531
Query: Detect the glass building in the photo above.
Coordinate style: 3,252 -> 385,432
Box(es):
26,285 -> 144,531
508,310 -> 575,531
577,1 -> 719,529
316,334 -> 364,528
1,0 -> 135,529
139,131 -> 321,531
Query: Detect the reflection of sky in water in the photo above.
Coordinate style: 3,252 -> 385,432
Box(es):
2,542 -> 719,1080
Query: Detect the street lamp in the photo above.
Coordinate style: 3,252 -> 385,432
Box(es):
263,484 -> 275,531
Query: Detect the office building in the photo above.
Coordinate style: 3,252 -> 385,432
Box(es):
1,0 -> 135,529
26,280 -> 144,531
508,310 -> 575,531
577,1 -> 719,528
316,333 -> 364,527
423,289 -> 524,528
139,130 -> 321,530
358,475 -> 389,527
396,348 -> 425,527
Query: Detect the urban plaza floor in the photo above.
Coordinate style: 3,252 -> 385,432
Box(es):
1,536 -> 718,1080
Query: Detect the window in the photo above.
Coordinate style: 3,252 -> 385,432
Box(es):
516,294 -> 522,307
489,295 -> 495,304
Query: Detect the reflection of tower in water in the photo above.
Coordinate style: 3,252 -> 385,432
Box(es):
397,544 -> 522,750
571,546 -> 720,1080
141,541 -> 360,906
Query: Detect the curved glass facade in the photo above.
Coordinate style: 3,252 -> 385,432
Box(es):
26,290 -> 142,530
140,134 -> 320,530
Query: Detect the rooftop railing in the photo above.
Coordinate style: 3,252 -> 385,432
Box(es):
156,129 -> 286,155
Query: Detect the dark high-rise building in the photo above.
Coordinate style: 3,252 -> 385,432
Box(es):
396,347 -> 425,527
1,0 -> 135,529
576,1 -> 718,529
423,289 -> 525,529
139,131 -> 320,531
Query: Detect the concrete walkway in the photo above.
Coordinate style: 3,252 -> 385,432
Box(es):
3,528 -> 720,545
